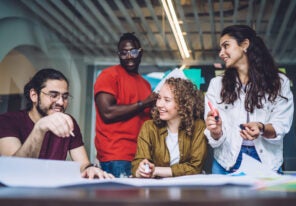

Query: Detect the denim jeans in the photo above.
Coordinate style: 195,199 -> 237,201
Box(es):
212,145 -> 261,174
100,160 -> 132,178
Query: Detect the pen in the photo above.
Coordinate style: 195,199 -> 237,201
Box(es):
239,124 -> 245,130
208,101 -> 219,121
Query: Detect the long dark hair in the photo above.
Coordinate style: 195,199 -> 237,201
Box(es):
24,68 -> 69,111
220,25 -> 285,113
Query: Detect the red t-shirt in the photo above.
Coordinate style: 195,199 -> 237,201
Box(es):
94,65 -> 152,162
0,110 -> 84,160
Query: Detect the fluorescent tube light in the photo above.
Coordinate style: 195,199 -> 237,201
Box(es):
161,0 -> 190,59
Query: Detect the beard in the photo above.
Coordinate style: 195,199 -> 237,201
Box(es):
120,56 -> 141,73
36,98 -> 65,117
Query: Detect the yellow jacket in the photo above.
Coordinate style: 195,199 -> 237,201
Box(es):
131,119 -> 207,177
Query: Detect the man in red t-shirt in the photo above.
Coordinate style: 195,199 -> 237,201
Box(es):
94,33 -> 157,177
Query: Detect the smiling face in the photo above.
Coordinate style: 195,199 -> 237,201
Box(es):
32,79 -> 69,117
118,40 -> 142,73
156,83 -> 180,123
219,34 -> 247,69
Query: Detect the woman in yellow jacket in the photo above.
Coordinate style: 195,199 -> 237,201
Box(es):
132,77 -> 207,178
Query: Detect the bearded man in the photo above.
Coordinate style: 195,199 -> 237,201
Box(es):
0,68 -> 113,179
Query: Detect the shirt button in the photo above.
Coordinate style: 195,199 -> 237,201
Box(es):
259,149 -> 263,153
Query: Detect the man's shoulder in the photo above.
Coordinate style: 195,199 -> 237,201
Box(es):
0,110 -> 28,132
101,65 -> 122,73
97,65 -> 123,79
0,110 -> 25,119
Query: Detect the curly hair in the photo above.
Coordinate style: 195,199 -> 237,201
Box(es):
117,32 -> 141,49
220,25 -> 286,113
24,68 -> 69,111
151,77 -> 204,137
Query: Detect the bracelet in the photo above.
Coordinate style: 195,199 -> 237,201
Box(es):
258,122 -> 265,135
137,101 -> 143,109
84,163 -> 99,170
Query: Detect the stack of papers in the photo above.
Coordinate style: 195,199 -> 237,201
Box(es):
0,155 -> 295,189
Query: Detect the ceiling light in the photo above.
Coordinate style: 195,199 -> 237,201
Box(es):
161,0 -> 190,59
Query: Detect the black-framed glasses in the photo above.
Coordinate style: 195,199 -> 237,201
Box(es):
117,48 -> 142,59
41,91 -> 72,102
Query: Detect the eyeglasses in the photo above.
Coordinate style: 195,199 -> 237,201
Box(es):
118,48 -> 142,59
41,91 -> 72,102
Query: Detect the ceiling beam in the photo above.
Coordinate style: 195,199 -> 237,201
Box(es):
271,0 -> 296,55
207,0 -> 218,59
175,0 -> 195,60
255,0 -> 266,32
144,0 -> 174,59
264,0 -> 280,45
232,0 -> 239,24
48,0 -> 101,55
191,0 -> 206,61
67,0 -> 114,56
20,0 -> 92,55
246,0 -> 254,26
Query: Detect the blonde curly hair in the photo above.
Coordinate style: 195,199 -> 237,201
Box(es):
151,77 -> 204,137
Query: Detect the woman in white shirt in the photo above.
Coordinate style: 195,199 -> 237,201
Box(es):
204,25 -> 294,174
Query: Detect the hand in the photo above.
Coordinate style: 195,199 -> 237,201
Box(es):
205,110 -> 222,139
142,92 -> 158,108
34,112 -> 74,138
135,159 -> 154,178
81,166 -> 114,179
239,122 -> 261,140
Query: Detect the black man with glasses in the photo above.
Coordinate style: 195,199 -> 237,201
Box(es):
94,33 -> 157,178
0,68 -> 114,179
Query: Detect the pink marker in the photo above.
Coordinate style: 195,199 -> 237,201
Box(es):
208,101 -> 219,121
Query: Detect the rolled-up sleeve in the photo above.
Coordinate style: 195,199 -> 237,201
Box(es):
265,75 -> 294,143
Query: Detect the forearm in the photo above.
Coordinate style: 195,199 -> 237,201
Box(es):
261,123 -> 276,139
14,127 -> 45,158
100,102 -> 144,123
153,167 -> 172,178
69,146 -> 91,172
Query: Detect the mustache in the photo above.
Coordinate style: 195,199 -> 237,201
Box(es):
50,103 -> 65,112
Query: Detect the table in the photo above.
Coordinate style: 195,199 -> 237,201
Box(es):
1,184 -> 296,206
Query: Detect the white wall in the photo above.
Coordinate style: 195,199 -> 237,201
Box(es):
0,0 -> 90,154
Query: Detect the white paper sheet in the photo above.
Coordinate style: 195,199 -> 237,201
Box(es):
231,153 -> 280,178
0,156 -> 88,187
153,69 -> 187,92
0,156 -> 261,188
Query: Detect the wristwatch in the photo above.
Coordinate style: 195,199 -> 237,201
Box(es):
137,101 -> 144,110
258,122 -> 265,136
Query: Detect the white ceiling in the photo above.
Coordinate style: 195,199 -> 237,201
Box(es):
18,0 -> 296,70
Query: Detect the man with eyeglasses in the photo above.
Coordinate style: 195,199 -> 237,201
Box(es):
94,33 -> 157,177
0,68 -> 113,179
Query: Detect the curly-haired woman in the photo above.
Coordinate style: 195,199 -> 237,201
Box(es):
204,25 -> 294,174
132,77 -> 207,178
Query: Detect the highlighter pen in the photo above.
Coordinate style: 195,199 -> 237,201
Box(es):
70,131 -> 75,137
144,163 -> 150,173
208,101 -> 219,121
